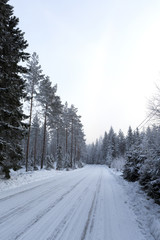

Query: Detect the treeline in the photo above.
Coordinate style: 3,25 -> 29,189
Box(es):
0,1 -> 86,178
24,53 -> 86,172
86,127 -> 126,165
86,125 -> 160,204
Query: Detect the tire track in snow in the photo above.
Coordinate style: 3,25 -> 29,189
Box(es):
0,183 -> 63,224
81,170 -> 102,240
0,168 -> 89,202
0,173 -> 86,224
0,184 -> 43,202
46,185 -> 90,240
0,176 -> 74,224
14,176 -> 87,240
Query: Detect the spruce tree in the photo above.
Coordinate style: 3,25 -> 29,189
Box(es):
102,132 -> 108,164
0,0 -> 29,178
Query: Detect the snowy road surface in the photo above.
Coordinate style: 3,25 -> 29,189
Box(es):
0,165 -> 148,240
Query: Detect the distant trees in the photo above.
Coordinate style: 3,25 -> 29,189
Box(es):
0,0 -> 29,178
86,127 -> 126,166
86,125 -> 160,204
24,69 -> 86,170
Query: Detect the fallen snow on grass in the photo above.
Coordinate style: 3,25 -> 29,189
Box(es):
110,168 -> 160,240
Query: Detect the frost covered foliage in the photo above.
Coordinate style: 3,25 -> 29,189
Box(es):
123,126 -> 160,205
45,155 -> 55,170
64,154 -> 70,170
139,158 -> 160,205
123,151 -> 146,181
110,157 -> 126,171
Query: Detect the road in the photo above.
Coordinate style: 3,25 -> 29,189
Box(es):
0,165 -> 146,240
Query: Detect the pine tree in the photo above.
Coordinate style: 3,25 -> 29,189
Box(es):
37,76 -> 53,169
0,0 -> 29,178
118,129 -> 126,157
37,76 -> 62,168
106,127 -> 116,166
25,52 -> 44,171
126,126 -> 134,151
123,128 -> 145,182
102,132 -> 108,164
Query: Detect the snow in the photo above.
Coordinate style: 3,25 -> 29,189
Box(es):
0,168 -> 62,193
110,168 -> 160,240
0,165 -> 160,240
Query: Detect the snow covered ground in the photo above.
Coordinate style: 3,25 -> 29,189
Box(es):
0,165 -> 160,240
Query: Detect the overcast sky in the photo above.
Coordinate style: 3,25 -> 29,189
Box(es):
10,0 -> 160,143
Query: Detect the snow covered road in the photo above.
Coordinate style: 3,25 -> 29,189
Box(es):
0,165 -> 150,240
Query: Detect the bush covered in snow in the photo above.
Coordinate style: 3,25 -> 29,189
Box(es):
123,151 -> 146,182
140,157 -> 160,205
123,126 -> 160,205
110,157 -> 126,171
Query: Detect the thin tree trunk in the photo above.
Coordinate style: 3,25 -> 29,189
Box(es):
74,135 -> 77,167
41,104 -> 47,169
70,119 -> 73,168
25,92 -> 33,172
57,128 -> 59,148
33,127 -> 38,169
65,128 -> 68,154
77,145 -> 80,162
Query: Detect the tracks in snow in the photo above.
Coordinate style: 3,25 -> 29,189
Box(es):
0,166 -> 148,240
81,171 -> 102,240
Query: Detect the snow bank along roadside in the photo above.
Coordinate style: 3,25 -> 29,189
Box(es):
0,167 -> 80,194
0,166 -> 86,195
110,168 -> 160,240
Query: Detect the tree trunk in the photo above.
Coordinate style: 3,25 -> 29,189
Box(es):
33,127 -> 38,169
65,128 -> 68,154
70,119 -> 73,168
41,104 -> 47,169
25,91 -> 33,172
57,128 -> 59,148
74,136 -> 77,167
77,145 -> 80,162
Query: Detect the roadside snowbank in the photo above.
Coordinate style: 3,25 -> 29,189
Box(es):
110,168 -> 160,240
0,168 -> 64,193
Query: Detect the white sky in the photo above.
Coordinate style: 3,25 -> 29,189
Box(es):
10,0 -> 160,143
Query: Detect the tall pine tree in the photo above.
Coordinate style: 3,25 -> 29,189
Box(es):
0,0 -> 29,178
24,52 -> 44,171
